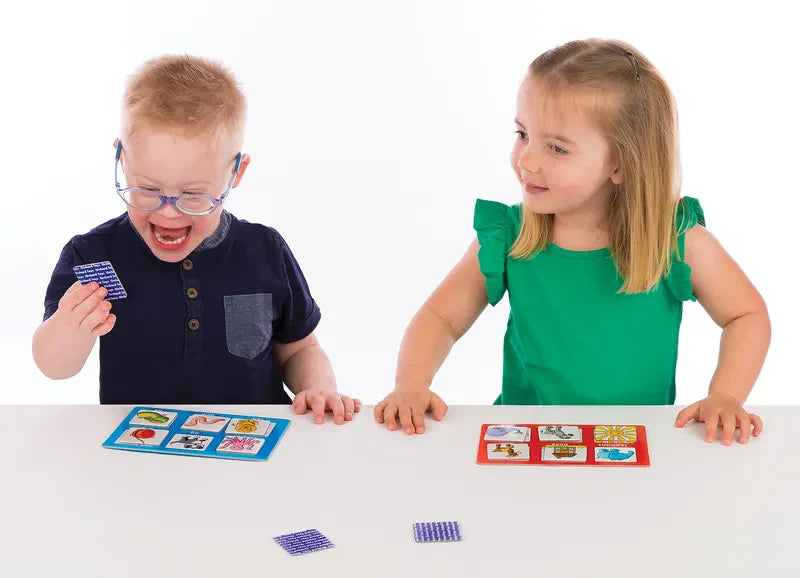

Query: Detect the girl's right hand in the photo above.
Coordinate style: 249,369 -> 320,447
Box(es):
374,389 -> 448,435
53,281 -> 117,337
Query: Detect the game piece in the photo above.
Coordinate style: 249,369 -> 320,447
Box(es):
274,529 -> 334,555
102,406 -> 289,461
73,261 -> 127,299
476,423 -> 650,466
413,521 -> 462,543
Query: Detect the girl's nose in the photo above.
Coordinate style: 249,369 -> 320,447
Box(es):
517,145 -> 542,174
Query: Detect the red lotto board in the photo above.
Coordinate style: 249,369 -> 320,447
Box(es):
476,424 -> 650,466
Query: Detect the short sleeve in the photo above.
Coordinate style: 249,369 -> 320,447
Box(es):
43,237 -> 83,322
663,196 -> 705,302
473,199 -> 511,306
272,232 -> 322,343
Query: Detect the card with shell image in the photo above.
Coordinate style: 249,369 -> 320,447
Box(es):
225,418 -> 275,437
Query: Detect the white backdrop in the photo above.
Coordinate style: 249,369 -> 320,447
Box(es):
1,0 -> 797,404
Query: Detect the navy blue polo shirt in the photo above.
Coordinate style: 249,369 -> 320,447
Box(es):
42,211 -> 321,404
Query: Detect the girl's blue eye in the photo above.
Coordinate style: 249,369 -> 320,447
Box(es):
514,129 -> 528,140
548,143 -> 568,155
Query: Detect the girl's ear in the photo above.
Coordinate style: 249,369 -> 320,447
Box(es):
610,164 -> 624,185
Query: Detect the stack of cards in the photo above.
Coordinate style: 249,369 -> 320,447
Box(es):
476,423 -> 650,466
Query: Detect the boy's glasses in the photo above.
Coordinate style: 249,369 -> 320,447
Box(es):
114,140 -> 242,216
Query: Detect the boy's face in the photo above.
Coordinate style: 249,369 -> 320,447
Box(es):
118,127 -> 249,263
510,75 -> 622,217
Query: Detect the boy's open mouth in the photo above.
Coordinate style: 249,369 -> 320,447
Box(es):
150,223 -> 191,251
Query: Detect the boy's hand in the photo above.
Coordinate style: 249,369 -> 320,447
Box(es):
54,281 -> 117,337
374,389 -> 448,435
674,392 -> 763,445
292,390 -> 361,425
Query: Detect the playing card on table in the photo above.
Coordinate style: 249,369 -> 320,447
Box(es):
413,521 -> 462,543
73,261 -> 127,299
273,529 -> 334,555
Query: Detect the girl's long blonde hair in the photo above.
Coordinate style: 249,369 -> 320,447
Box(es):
509,39 -> 683,294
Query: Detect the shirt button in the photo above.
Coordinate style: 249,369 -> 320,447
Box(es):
188,318 -> 200,330
187,288 -> 198,299
182,259 -> 193,271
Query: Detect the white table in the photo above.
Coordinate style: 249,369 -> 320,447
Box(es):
1,405 -> 795,577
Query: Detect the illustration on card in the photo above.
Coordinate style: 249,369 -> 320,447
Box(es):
487,443 -> 530,461
594,425 -> 637,443
542,444 -> 588,462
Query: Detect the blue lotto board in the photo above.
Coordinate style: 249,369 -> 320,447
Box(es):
102,406 -> 290,461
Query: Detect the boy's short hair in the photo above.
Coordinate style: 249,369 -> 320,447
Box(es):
121,54 -> 246,151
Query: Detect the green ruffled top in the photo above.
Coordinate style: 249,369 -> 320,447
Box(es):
473,196 -> 704,405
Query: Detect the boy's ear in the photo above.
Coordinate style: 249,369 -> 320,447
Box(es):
113,138 -> 125,170
232,154 -> 251,188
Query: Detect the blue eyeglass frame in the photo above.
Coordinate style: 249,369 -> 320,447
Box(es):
114,140 -> 243,216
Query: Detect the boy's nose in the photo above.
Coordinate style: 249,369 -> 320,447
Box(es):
157,199 -> 183,218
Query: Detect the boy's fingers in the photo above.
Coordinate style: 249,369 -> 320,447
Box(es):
353,398 -> 362,412
374,400 -> 387,423
431,395 -> 448,421
705,414 -> 720,443
293,391 -> 309,414
721,413 -> 736,446
750,413 -> 763,437
61,282 -> 96,310
73,287 -> 108,322
329,395 -> 346,425
79,301 -> 111,331
398,406 -> 414,435
91,313 -> 117,336
384,403 -> 399,431
412,407 -> 426,434
310,393 -> 326,424
342,396 -> 355,421
737,413 -> 752,444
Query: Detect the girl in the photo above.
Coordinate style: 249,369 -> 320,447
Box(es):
375,39 -> 770,444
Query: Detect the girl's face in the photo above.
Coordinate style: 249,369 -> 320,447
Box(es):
510,75 -> 623,220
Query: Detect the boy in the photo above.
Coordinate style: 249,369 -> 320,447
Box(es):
32,55 -> 360,424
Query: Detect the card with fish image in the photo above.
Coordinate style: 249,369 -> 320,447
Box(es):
102,406 -> 290,461
476,423 -> 650,466
73,261 -> 127,300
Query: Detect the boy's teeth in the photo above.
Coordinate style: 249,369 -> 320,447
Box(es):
154,229 -> 187,244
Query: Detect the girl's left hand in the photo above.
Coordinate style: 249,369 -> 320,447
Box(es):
674,392 -> 763,445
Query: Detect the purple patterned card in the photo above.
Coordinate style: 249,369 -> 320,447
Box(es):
274,529 -> 334,555
413,521 -> 462,543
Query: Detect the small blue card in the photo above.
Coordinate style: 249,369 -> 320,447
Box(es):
413,521 -> 462,543
102,406 -> 290,461
274,529 -> 334,555
73,261 -> 127,300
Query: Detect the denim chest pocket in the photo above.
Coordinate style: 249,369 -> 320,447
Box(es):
223,293 -> 274,360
